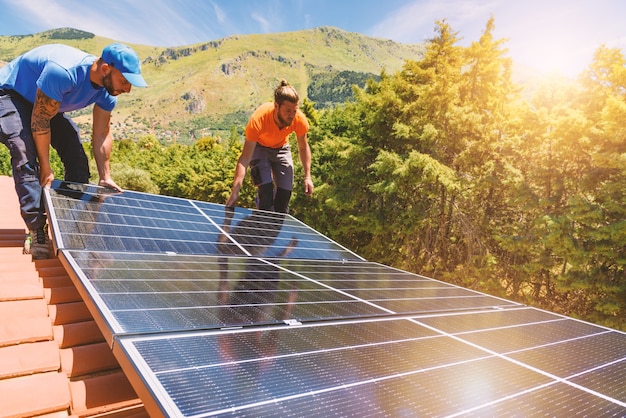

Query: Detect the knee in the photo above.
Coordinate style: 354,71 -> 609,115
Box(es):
257,183 -> 275,211
64,155 -> 90,183
274,187 -> 292,213
14,161 -> 39,184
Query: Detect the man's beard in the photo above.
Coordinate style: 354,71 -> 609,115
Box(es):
277,112 -> 293,127
102,72 -> 117,96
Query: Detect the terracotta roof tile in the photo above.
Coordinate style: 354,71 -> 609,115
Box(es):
69,372 -> 146,417
0,299 -> 49,320
44,285 -> 82,305
0,316 -> 53,346
53,321 -> 105,348
48,301 -> 94,325
0,279 -> 44,300
0,372 -> 71,417
60,342 -> 120,377
0,341 -> 60,378
0,175 -> 145,417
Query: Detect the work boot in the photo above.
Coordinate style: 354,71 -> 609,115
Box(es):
24,225 -> 51,260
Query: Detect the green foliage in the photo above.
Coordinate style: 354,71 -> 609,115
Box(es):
299,98 -> 319,126
109,163 -> 160,194
0,145 -> 64,179
100,132 -> 254,206
0,147 -> 11,176
307,69 -> 379,107
45,28 -> 95,40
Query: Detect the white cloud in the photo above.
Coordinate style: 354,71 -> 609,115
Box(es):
6,0 -> 222,46
367,0 -> 626,77
211,1 -> 227,24
251,12 -> 272,34
368,0 -> 499,43
5,0 -> 67,27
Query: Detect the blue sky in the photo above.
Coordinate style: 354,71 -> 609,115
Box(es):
1,0 -> 625,78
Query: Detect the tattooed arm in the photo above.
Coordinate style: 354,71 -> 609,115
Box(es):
92,104 -> 122,191
32,88 -> 60,188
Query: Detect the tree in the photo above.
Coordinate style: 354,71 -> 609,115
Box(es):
552,46 -> 626,328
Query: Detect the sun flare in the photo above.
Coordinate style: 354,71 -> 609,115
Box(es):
508,8 -> 592,78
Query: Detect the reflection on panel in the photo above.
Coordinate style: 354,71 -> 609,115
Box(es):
417,307 -> 563,333
118,318 -> 485,416
62,251 -> 388,335
508,331 -> 626,378
463,384 -> 626,417
47,182 -> 241,255
47,181 -> 363,261
197,201 -> 363,260
62,250 -> 523,337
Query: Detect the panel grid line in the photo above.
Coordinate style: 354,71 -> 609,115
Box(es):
410,317 -> 626,409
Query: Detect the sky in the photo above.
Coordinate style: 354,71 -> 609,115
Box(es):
1,0 -> 625,78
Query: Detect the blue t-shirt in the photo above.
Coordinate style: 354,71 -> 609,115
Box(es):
0,44 -> 116,113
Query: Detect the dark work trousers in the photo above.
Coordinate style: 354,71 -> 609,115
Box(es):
0,90 -> 89,231
249,143 -> 294,213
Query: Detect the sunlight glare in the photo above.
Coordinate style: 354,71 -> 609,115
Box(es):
526,36 -> 580,76
509,8 -> 591,78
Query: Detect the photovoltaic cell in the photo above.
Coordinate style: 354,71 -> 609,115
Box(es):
44,181 -> 626,417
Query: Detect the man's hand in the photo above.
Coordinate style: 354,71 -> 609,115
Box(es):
225,189 -> 239,208
304,177 -> 314,197
98,177 -> 123,192
39,169 -> 54,189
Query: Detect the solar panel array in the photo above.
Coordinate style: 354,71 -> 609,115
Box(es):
45,181 -> 626,417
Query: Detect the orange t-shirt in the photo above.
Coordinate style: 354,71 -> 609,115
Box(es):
245,102 -> 309,148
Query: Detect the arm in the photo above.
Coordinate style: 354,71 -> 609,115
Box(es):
92,104 -> 122,191
31,89 -> 60,188
225,140 -> 256,207
296,133 -> 314,196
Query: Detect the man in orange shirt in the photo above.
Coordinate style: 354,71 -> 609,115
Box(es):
226,80 -> 313,213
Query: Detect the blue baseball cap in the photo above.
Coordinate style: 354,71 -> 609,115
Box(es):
102,43 -> 147,87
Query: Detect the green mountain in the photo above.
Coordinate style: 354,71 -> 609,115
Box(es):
0,27 -> 425,142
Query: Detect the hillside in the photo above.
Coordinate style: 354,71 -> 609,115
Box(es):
0,27 -> 425,142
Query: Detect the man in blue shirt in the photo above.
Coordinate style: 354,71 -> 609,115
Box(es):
0,43 -> 147,259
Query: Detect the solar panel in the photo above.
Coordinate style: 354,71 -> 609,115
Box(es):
48,181 -> 361,260
114,311 -> 626,417
61,249 -> 521,340
44,181 -> 626,417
